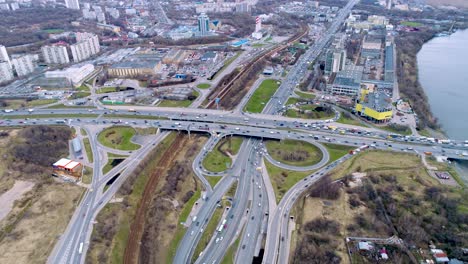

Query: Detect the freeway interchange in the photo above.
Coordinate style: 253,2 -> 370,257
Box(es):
1,0 -> 467,263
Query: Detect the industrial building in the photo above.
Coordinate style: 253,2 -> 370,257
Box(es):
328,65 -> 363,96
71,138 -> 82,154
384,44 -> 394,83
45,64 -> 95,86
108,59 -> 162,78
355,89 -> 393,122
52,158 -> 83,181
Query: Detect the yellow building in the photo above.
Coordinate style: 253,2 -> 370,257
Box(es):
355,89 -> 393,123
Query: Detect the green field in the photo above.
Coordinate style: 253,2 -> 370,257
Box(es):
202,137 -> 243,172
71,92 -> 91,99
323,143 -> 354,163
265,161 -> 313,202
266,139 -> 323,167
244,79 -> 280,113
401,21 -> 423,27
97,126 -> 140,150
96,87 -> 119,94
196,83 -> 211,89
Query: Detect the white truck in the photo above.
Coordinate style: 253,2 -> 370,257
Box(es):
78,242 -> 84,254
3,109 -> 13,113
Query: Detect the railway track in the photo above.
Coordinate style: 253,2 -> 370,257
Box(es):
205,24 -> 309,109
123,134 -> 186,264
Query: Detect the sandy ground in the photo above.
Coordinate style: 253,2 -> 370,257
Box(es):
0,180 -> 34,221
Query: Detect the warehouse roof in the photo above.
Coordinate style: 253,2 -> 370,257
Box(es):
53,158 -> 72,167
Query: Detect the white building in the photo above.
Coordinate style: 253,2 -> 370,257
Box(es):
41,45 -> 70,64
70,33 -> 100,62
45,64 -> 94,85
65,0 -> 80,10
11,55 -> 35,77
0,45 -> 10,67
0,61 -> 13,83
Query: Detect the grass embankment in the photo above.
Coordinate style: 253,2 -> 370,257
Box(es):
290,150 -> 467,263
212,51 -> 242,80
83,138 -> 93,163
192,206 -> 225,262
105,114 -> 164,120
336,113 -> 368,127
71,92 -> 91,99
286,97 -> 302,105
197,83 -> 211,89
323,143 -> 354,163
203,137 -> 243,172
221,236 -> 241,264
265,139 -> 323,167
244,79 -> 280,113
264,160 -> 313,203
158,100 -> 193,108
380,123 -> 412,135
102,156 -> 125,175
295,91 -> 316,99
285,104 -> 334,120
97,126 -> 140,151
80,128 -> 87,136
48,104 -> 93,109
82,166 -> 93,184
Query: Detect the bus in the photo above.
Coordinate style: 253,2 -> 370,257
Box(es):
78,242 -> 84,254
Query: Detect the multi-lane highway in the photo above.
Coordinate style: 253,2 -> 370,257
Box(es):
2,1 -> 467,264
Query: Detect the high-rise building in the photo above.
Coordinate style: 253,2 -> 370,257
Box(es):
11,55 -> 35,77
65,0 -> 80,10
71,33 -> 100,62
0,45 -> 10,67
42,45 -> 70,64
198,13 -> 210,36
325,49 -> 346,74
235,2 -> 250,13
0,61 -> 13,83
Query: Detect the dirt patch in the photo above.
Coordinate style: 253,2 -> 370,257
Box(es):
0,180 -> 34,221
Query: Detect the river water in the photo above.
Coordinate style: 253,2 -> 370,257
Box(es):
417,29 -> 468,180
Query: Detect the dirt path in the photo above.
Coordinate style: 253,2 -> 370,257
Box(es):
0,180 -> 34,221
123,134 -> 187,264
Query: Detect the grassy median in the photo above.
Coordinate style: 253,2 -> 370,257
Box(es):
244,79 -> 280,113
